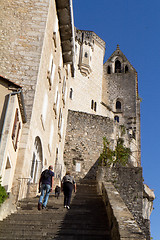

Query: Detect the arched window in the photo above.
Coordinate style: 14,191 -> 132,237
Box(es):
30,137 -> 43,184
125,65 -> 128,73
114,116 -> 119,123
107,66 -> 111,74
116,101 -> 121,111
115,60 -> 121,73
94,102 -> 97,112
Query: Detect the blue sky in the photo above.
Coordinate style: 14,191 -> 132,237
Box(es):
73,1 -> 160,239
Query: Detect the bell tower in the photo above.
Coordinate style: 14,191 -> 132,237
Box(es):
103,45 -> 141,166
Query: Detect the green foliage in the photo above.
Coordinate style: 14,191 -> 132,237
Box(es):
115,138 -> 131,166
99,137 -> 115,166
99,137 -> 131,167
0,176 -> 8,206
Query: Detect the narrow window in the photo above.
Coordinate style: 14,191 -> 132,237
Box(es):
62,77 -> 66,95
12,108 -> 21,151
84,52 -> 88,58
42,93 -> 48,123
47,54 -> 55,87
107,66 -> 111,74
58,109 -> 62,130
30,153 -> 36,179
94,102 -> 97,112
91,100 -> 94,109
125,65 -> 128,73
114,116 -> 119,123
69,88 -> 73,99
116,101 -> 121,111
49,121 -> 54,151
115,60 -> 121,73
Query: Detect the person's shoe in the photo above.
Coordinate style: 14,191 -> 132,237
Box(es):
67,206 -> 70,210
38,202 -> 42,211
64,205 -> 67,208
42,205 -> 47,210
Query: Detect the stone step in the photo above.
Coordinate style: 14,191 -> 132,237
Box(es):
0,180 -> 111,240
0,234 -> 110,240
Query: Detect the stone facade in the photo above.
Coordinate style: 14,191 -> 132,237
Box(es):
103,46 -> 141,165
64,110 -> 114,179
97,166 -> 153,240
0,0 -> 75,199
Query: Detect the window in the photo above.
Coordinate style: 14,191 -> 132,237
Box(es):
48,121 -> 54,153
69,88 -> 73,99
53,90 -> 59,118
58,109 -> 62,130
47,55 -> 55,87
107,66 -> 111,74
84,52 -> 88,58
30,153 -> 36,179
91,100 -> 97,112
53,16 -> 58,47
42,93 -> 48,124
75,45 -> 78,55
30,137 -> 43,183
94,102 -> 97,112
125,65 -> 128,73
115,60 -> 121,73
116,101 -> 121,111
58,109 -> 63,140
114,116 -> 119,123
62,77 -> 66,96
62,77 -> 67,106
12,108 -> 21,151
91,100 -> 94,109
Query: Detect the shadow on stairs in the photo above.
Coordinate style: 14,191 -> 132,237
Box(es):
0,180 -> 111,240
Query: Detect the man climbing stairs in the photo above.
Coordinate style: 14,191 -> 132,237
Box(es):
0,180 -> 111,240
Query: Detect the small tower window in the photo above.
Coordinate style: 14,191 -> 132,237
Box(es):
115,60 -> 121,73
107,66 -> 111,74
116,101 -> 121,111
114,116 -> 119,123
125,65 -> 128,73
84,52 -> 88,58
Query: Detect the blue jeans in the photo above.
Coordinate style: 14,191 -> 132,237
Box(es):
39,184 -> 51,207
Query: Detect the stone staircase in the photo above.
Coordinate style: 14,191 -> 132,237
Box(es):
0,180 -> 111,240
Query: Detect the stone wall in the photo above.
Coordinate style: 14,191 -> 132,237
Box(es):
0,0 -> 50,120
64,110 -> 114,180
97,166 -> 151,240
100,182 -> 146,240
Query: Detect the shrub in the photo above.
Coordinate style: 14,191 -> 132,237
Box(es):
99,137 -> 131,167
0,177 -> 8,206
99,137 -> 115,166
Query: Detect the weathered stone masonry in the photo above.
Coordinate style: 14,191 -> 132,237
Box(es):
64,110 -> 114,179
97,166 -> 151,240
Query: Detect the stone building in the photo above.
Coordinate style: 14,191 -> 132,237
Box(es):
0,0 -> 154,239
65,30 -> 141,177
0,0 -> 75,199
